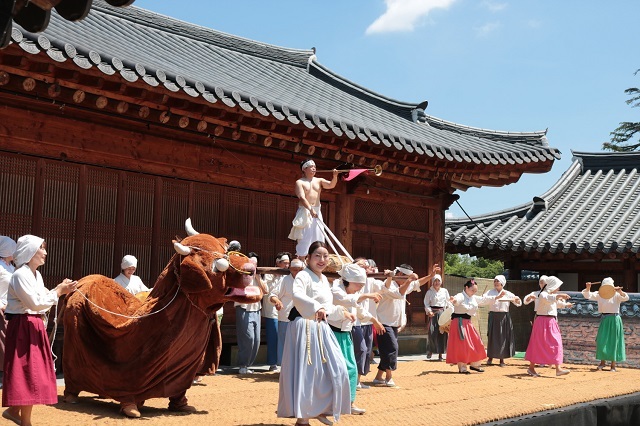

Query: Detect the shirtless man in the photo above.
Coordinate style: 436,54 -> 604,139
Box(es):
287,159 -> 339,259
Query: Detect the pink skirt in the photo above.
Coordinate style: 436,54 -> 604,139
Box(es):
446,318 -> 486,364
2,314 -> 58,406
525,316 -> 564,365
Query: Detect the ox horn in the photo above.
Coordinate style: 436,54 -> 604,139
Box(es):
214,258 -> 229,272
185,218 -> 199,236
173,241 -> 191,255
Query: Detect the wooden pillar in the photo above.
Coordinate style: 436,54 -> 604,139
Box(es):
506,256 -> 522,280
72,165 -> 87,279
624,257 -> 637,292
431,202 -> 445,273
334,185 -> 353,255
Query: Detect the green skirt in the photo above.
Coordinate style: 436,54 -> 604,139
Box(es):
596,314 -> 626,362
333,330 -> 357,403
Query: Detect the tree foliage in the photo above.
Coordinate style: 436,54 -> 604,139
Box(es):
603,69 -> 640,152
444,253 -> 504,279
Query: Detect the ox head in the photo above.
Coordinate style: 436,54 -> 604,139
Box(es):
171,219 -> 262,311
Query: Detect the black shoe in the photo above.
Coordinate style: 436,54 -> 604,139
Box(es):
459,370 -> 471,374
470,366 -> 485,372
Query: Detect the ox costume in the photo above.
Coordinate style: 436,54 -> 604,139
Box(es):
524,276 -> 566,366
447,289 -> 498,373
581,278 -> 629,363
277,268 -> 351,423
114,255 -> 150,295
423,274 -> 449,360
485,275 -> 522,362
2,235 -> 59,407
0,236 -> 17,372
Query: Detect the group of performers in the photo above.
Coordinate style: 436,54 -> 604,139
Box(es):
0,156 -> 631,426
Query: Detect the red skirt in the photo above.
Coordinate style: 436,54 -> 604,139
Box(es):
446,318 -> 486,364
2,314 -> 58,406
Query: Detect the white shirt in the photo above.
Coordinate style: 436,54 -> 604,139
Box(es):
269,274 -> 295,322
234,275 -> 262,311
582,289 -> 629,314
424,287 -> 450,314
485,288 -> 522,312
375,280 -> 405,327
451,291 -> 496,317
114,273 -> 150,296
261,274 -> 281,319
292,268 -> 345,321
360,277 -> 380,325
330,280 -> 373,331
6,265 -> 59,315
0,260 -> 15,307
523,291 -> 561,316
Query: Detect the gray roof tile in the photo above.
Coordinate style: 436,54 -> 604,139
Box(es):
446,151 -> 640,255
10,1 -> 560,167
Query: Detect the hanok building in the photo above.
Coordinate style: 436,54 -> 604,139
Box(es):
446,151 -> 640,292
1,2 -> 560,342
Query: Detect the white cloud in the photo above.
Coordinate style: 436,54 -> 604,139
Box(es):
474,21 -> 500,37
481,0 -> 507,12
366,0 -> 456,35
445,211 -> 456,219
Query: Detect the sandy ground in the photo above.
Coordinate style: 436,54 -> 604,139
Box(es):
2,357 -> 640,426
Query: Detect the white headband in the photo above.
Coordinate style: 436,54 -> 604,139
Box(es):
301,160 -> 316,170
395,266 -> 413,276
276,254 -> 290,262
290,259 -> 305,269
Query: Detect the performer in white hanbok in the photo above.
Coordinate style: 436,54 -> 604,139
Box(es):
113,255 -> 149,295
277,242 -> 351,426
485,275 -> 522,367
582,278 -> 629,372
270,259 -> 306,368
372,263 -> 439,387
523,275 -> 571,377
331,263 -> 385,415
263,252 -> 291,371
447,279 -> 504,374
288,159 -> 338,259
424,274 -> 449,361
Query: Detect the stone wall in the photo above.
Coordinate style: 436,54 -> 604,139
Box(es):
559,291 -> 640,368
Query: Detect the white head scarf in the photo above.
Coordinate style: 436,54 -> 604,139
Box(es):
494,275 -> 506,287
13,234 -> 44,268
540,275 -> 563,292
602,277 -> 614,287
121,255 -> 138,269
339,263 -> 367,284
0,236 -> 17,258
432,274 -> 442,284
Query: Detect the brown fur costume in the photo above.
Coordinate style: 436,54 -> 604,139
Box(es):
61,233 -> 260,413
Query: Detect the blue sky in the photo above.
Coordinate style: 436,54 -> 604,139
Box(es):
135,0 -> 639,218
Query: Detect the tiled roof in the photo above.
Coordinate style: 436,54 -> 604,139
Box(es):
445,151 -> 640,255
9,1 -> 561,168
